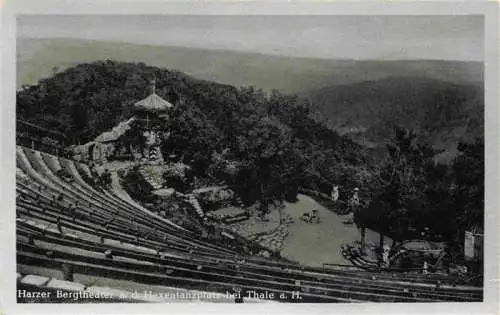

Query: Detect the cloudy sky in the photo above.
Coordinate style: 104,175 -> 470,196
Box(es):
18,15 -> 484,61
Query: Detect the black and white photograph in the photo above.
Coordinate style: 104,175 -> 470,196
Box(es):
1,2 -> 499,314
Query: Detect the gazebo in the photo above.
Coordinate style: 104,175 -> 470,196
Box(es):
133,82 -> 174,130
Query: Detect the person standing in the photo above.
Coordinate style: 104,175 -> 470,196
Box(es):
352,187 -> 360,205
349,188 -> 360,219
382,245 -> 390,268
331,185 -> 339,202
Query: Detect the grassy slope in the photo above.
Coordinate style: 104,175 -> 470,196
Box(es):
17,38 -> 483,94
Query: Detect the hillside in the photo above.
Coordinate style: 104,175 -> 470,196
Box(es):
17,38 -> 483,94
304,77 -> 484,161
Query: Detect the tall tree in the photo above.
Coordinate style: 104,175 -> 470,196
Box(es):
363,127 -> 436,263
161,100 -> 222,176
450,138 -> 484,246
235,116 -> 299,213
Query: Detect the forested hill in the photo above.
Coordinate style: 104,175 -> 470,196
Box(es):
303,77 -> 484,161
16,60 -> 375,193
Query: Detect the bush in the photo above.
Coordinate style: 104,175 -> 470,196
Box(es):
197,190 -> 235,212
162,163 -> 194,193
122,166 -> 155,203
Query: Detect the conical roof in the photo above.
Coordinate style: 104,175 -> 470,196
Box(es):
134,93 -> 174,112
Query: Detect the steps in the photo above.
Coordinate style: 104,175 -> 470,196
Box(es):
187,195 -> 205,218
341,244 -> 379,270
223,214 -> 249,224
350,251 -> 379,270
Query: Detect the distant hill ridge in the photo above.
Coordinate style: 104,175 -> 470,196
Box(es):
17,37 -> 483,93
303,76 -> 484,162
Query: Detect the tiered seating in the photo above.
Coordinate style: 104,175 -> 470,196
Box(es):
18,212 -> 482,303
19,147 -> 235,257
17,271 -> 249,303
16,146 -> 483,303
64,157 -> 189,234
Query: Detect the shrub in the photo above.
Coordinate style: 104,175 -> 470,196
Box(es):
122,166 -> 155,203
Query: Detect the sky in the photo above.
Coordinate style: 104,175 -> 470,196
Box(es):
17,15 -> 484,61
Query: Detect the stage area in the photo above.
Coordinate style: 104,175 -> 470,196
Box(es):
280,194 -> 392,268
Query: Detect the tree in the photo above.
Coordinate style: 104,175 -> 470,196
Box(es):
364,127 -> 436,263
122,166 -> 154,203
235,116 -> 299,214
163,163 -> 193,193
161,100 -> 222,176
450,138 -> 484,250
421,162 -> 454,241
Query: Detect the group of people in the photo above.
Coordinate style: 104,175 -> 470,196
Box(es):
301,209 -> 321,224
